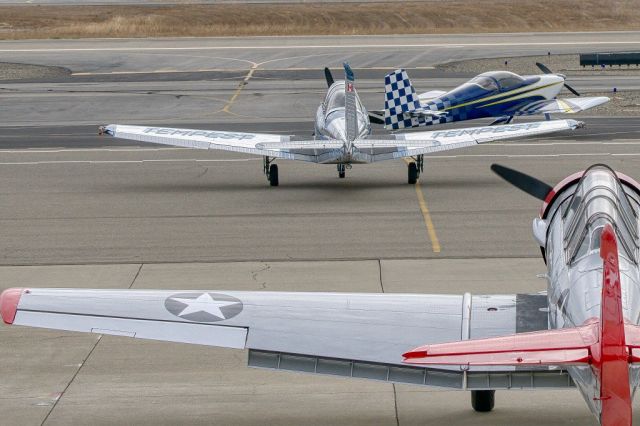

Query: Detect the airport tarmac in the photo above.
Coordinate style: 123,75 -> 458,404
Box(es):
2,33 -> 640,425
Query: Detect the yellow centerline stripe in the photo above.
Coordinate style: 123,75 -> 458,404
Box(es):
221,64 -> 258,113
404,159 -> 441,253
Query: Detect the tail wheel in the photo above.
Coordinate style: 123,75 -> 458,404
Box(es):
408,162 -> 418,184
471,390 -> 495,412
269,164 -> 279,187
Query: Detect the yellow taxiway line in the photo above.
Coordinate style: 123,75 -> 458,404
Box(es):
221,64 -> 258,114
404,159 -> 441,253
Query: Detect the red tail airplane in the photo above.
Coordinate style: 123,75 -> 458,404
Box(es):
2,163 -> 639,425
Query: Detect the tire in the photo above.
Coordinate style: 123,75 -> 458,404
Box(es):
269,164 -> 279,187
339,170 -> 346,179
471,390 -> 495,412
408,162 -> 418,184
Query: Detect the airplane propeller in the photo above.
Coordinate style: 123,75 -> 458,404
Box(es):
535,62 -> 581,97
324,67 -> 335,88
490,164 -> 553,201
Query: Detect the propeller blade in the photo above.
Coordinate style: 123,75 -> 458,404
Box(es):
563,83 -> 581,97
324,67 -> 334,88
535,62 -> 553,74
368,113 -> 385,125
491,164 -> 553,201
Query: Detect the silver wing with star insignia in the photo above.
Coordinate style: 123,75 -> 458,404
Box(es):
1,288 -> 573,390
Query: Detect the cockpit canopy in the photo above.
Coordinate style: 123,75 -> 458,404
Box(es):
324,82 -> 363,113
468,71 -> 526,93
563,165 -> 640,264
326,85 -> 346,110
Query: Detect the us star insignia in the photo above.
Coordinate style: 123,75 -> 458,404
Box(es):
164,292 -> 243,323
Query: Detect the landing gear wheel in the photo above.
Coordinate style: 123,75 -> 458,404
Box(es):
408,162 -> 418,184
268,164 -> 279,187
337,164 -> 346,179
471,390 -> 495,412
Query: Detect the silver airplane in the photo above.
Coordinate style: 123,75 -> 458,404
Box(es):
99,63 -> 581,185
2,164 -> 640,425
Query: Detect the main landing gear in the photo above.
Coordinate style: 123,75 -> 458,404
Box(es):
408,155 -> 424,184
337,164 -> 347,179
471,390 -> 495,412
263,156 -> 279,186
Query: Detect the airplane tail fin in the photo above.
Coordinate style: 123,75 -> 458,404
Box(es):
383,69 -> 421,130
343,63 -> 358,143
404,224 -> 633,424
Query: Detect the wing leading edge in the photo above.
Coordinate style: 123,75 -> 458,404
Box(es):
100,125 -> 341,163
353,119 -> 582,162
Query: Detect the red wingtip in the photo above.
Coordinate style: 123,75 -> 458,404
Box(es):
402,349 -> 427,360
1,288 -> 24,325
600,224 -> 618,266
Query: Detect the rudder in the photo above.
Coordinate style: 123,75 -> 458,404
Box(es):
384,69 -> 421,130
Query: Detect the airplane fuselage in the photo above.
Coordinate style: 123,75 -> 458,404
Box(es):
537,165 -> 640,423
420,73 -> 564,125
314,81 -> 371,163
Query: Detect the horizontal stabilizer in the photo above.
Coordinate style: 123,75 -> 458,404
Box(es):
256,140 -> 343,150
407,108 -> 447,118
404,322 -> 598,366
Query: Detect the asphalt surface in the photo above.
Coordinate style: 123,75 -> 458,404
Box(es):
2,33 -> 640,425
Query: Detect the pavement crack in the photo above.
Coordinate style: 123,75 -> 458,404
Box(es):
196,165 -> 209,179
392,383 -> 400,426
378,259 -> 385,293
129,263 -> 143,289
40,335 -> 103,426
251,263 -> 271,289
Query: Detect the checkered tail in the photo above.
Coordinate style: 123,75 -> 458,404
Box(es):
383,69 -> 421,130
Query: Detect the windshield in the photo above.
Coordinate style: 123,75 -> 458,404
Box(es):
475,71 -> 525,92
324,82 -> 363,113
468,76 -> 498,92
326,86 -> 345,110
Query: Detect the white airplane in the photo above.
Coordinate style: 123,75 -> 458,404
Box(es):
99,63 -> 582,185
378,63 -> 609,130
3,164 -> 640,425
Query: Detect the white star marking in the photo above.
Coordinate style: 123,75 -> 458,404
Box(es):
172,293 -> 238,320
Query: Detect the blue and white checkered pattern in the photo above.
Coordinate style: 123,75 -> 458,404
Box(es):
384,69 -> 422,130
383,69 -> 468,130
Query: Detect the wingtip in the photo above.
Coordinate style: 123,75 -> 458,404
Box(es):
402,345 -> 428,361
1,288 -> 25,325
98,125 -> 115,136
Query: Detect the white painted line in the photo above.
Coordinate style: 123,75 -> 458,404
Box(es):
428,153 -> 608,159
0,158 -> 260,165
2,41 -> 640,53
0,147 -> 191,153
72,66 -> 435,76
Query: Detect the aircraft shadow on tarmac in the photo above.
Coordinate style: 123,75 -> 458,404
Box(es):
93,176 -> 502,193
